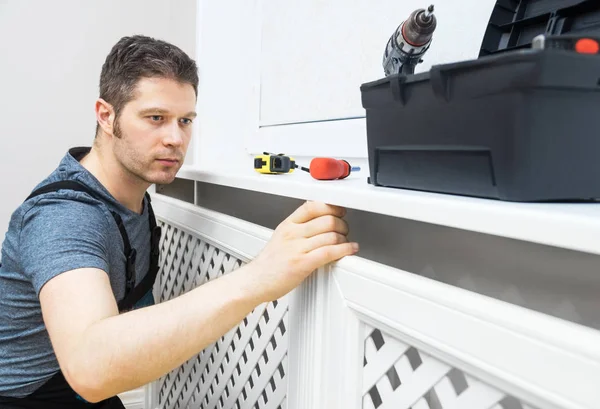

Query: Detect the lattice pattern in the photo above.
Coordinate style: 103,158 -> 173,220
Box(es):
362,325 -> 536,409
155,221 -> 289,409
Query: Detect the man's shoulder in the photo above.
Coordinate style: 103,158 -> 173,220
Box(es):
16,164 -> 114,239
14,192 -> 111,254
15,184 -> 116,297
20,148 -> 111,219
25,147 -> 93,196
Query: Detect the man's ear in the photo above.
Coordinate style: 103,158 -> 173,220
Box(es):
95,98 -> 116,136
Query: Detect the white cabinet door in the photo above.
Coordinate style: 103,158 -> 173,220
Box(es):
259,0 -> 495,126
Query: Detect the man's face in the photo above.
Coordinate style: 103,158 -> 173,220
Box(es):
111,77 -> 197,185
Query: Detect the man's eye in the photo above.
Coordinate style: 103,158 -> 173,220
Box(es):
150,115 -> 163,121
180,118 -> 193,125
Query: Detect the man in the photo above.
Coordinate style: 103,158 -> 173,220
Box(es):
0,35 -> 358,408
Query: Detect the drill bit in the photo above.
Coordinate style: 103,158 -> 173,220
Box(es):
424,5 -> 434,20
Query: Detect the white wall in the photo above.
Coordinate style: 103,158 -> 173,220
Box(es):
0,0 -> 197,238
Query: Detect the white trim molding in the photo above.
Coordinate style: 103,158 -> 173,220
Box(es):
175,166 -> 600,257
151,193 -> 600,409
118,387 -> 145,409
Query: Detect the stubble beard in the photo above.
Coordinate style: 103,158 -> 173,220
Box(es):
113,121 -> 180,186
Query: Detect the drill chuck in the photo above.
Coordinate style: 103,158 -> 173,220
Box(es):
404,5 -> 436,46
382,5 -> 437,76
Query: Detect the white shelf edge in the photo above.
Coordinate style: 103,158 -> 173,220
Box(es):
175,166 -> 600,256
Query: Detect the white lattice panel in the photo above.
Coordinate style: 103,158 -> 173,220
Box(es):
155,221 -> 289,409
362,325 -> 536,409
151,194 -> 600,409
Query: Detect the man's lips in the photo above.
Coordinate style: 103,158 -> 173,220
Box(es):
156,158 -> 180,165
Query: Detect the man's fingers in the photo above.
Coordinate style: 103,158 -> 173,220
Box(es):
305,242 -> 359,267
301,215 -> 349,238
303,232 -> 348,253
287,201 -> 346,224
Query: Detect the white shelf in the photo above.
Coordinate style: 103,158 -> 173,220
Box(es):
176,165 -> 600,256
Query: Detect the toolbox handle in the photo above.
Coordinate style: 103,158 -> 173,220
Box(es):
372,145 -> 498,196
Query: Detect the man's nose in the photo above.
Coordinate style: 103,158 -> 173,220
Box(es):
162,121 -> 184,147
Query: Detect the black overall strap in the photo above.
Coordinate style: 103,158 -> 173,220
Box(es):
116,192 -> 161,311
109,211 -> 137,301
25,180 -> 160,311
25,180 -> 94,201
0,371 -> 125,408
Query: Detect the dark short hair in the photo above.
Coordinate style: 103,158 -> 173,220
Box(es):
95,35 -> 199,136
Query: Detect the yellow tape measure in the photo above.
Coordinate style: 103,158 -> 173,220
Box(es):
254,152 -> 296,174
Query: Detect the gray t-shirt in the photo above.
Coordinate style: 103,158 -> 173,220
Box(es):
0,147 -> 153,397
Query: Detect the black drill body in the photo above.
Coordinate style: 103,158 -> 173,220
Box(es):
382,5 -> 437,76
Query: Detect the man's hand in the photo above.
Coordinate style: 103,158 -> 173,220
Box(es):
249,201 -> 359,303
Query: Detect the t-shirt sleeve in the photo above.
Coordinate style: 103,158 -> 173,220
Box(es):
19,196 -> 111,295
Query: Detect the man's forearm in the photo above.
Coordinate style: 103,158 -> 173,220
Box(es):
69,262 -> 264,402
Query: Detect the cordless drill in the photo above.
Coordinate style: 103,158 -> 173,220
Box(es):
382,5 -> 437,76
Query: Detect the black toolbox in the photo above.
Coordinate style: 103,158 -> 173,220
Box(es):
360,0 -> 600,202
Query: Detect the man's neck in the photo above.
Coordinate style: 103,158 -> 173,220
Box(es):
79,145 -> 149,214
